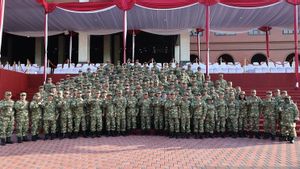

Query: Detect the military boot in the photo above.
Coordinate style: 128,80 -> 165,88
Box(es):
0,138 -> 6,146
271,134 -> 276,141
17,136 -> 23,143
32,135 -> 37,141
249,131 -> 254,138
6,137 -> 13,144
23,136 -> 28,142
255,132 -> 261,139
289,137 -> 295,144
263,133 -> 270,139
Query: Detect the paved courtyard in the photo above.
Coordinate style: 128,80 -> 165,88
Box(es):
0,136 -> 299,169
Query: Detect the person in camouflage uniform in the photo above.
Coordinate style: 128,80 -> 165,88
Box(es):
29,93 -> 43,141
262,91 -> 277,140
138,92 -> 152,133
43,94 -> 58,140
180,92 -> 191,138
204,97 -> 216,138
238,91 -> 248,137
14,92 -> 29,143
247,89 -> 262,139
103,92 -> 116,136
152,91 -> 164,133
114,90 -> 127,135
126,91 -> 138,131
71,91 -> 86,138
0,91 -> 15,145
165,91 -> 180,138
57,91 -> 73,139
83,90 -> 93,137
227,94 -> 239,138
89,90 -> 104,137
191,93 -> 207,139
280,96 -> 299,143
215,92 -> 228,138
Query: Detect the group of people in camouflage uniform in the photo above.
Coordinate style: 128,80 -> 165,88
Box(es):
0,62 -> 299,146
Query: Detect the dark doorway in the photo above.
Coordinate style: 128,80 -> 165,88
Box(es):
286,53 -> 300,66
64,33 -> 79,64
126,32 -> 178,64
90,35 -> 104,64
251,53 -> 267,64
3,33 -> 35,64
190,54 -> 199,63
218,54 -> 235,64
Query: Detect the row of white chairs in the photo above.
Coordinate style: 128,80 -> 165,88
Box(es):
1,62 -> 299,74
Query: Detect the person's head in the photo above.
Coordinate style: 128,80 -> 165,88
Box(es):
170,92 -> 176,99
228,81 -> 233,87
219,92 -> 225,99
4,91 -> 12,100
143,92 -> 149,99
76,91 -> 82,98
47,78 -> 52,84
219,74 -> 224,79
266,91 -> 272,99
239,91 -> 245,99
63,91 -> 70,98
155,91 -> 161,98
57,90 -> 63,97
207,97 -> 213,104
284,96 -> 291,104
107,93 -> 112,99
195,93 -> 201,100
274,89 -> 280,96
20,92 -> 27,100
95,90 -> 101,98
34,93 -> 41,101
129,90 -> 135,97
47,94 -> 54,101
39,86 -> 44,93
281,91 -> 288,98
183,93 -> 189,100
251,89 -> 256,96
117,90 -> 122,97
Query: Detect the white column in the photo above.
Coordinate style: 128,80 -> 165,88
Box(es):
78,32 -> 90,63
58,35 -> 65,64
180,31 -> 191,64
114,34 -> 121,65
103,35 -> 111,63
35,37 -> 42,66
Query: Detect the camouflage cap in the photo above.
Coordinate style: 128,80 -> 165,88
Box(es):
20,92 -> 27,96
240,91 -> 246,95
266,91 -> 272,94
5,91 -> 12,96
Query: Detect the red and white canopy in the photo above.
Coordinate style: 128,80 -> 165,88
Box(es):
4,0 -> 300,36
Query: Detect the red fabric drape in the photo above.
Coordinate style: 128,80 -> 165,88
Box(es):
36,0 -> 286,13
286,0 -> 300,5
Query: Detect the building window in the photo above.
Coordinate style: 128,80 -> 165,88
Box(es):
251,53 -> 267,64
282,29 -> 300,35
214,32 -> 236,36
190,54 -> 199,62
248,29 -> 266,36
218,54 -> 235,64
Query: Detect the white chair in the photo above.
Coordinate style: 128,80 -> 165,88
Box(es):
275,64 -> 285,73
253,62 -> 260,66
285,67 -> 294,73
268,61 -> 275,68
283,61 -> 291,67
245,64 -> 255,73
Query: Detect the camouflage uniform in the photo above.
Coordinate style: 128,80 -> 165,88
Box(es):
247,93 -> 262,138
227,97 -> 239,137
114,93 -> 127,134
215,97 -> 228,135
14,94 -> 29,142
43,97 -> 58,139
152,94 -> 164,131
191,95 -> 207,138
138,94 -> 152,131
103,94 -> 116,135
71,94 -> 86,137
89,96 -> 104,136
57,92 -> 73,138
166,96 -> 180,137
262,92 -> 277,139
180,96 -> 191,136
238,98 -> 248,137
29,94 -> 43,141
205,98 -> 216,136
126,93 -> 138,130
0,92 -> 15,145
280,97 -> 299,143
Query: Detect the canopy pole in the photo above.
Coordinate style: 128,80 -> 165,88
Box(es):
123,11 -> 127,64
294,3 -> 299,88
266,30 -> 270,60
69,32 -> 73,67
132,30 -> 135,62
0,0 -> 6,60
44,12 -> 48,84
197,32 -> 201,63
205,5 -> 210,76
